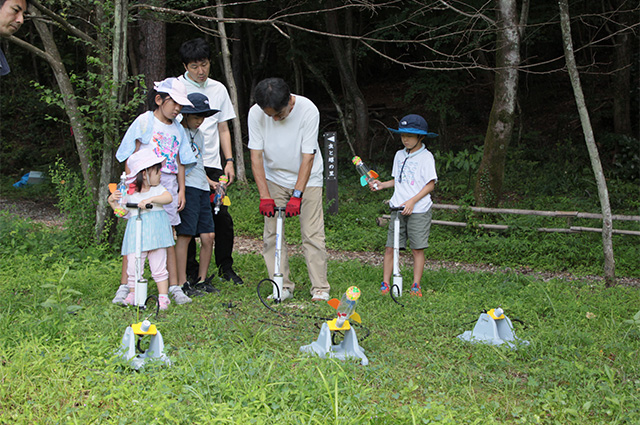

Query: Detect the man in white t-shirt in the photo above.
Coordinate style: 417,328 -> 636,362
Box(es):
248,77 -> 331,302
178,38 -> 243,286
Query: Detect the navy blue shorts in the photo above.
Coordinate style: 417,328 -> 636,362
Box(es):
176,187 -> 215,236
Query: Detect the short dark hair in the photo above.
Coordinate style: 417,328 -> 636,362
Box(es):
179,38 -> 210,65
0,0 -> 30,7
254,78 -> 291,111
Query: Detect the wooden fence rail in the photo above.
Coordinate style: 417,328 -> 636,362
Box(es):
378,203 -> 640,236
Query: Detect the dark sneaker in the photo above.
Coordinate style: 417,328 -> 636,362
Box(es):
194,276 -> 220,294
182,281 -> 205,297
221,269 -> 244,285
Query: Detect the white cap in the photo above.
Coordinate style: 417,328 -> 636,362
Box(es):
153,77 -> 193,107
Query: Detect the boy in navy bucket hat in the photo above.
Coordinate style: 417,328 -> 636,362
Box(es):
174,93 -> 221,296
368,114 -> 438,297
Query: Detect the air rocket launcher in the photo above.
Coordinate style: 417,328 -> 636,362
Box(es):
212,175 -> 231,215
327,286 -> 362,331
300,285 -> 368,365
352,156 -> 379,190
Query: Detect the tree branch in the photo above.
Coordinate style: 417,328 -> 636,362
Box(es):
29,0 -> 99,48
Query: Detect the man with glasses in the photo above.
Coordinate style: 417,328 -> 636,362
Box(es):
248,78 -> 331,302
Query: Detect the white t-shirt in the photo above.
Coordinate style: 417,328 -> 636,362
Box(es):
178,74 -> 236,169
389,145 -> 438,213
126,184 -> 167,216
137,117 -> 183,175
247,94 -> 324,188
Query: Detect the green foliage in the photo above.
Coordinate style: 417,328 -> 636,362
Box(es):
48,158 -> 96,245
32,61 -> 146,166
402,72 -> 461,123
599,133 -> 640,182
40,266 -> 84,321
1,217 -> 639,423
0,73 -> 72,175
433,145 -> 483,198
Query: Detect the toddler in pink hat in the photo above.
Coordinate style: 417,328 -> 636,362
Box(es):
108,149 -> 175,310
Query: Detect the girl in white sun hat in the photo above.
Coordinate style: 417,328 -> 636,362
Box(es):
108,149 -> 174,310
112,77 -> 197,306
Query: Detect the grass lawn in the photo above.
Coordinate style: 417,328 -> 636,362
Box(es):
1,213 -> 639,424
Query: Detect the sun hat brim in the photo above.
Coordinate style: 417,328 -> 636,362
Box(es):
388,127 -> 439,138
154,78 -> 194,107
125,153 -> 166,185
181,107 -> 220,118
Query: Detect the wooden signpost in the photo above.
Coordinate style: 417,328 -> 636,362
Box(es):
323,132 -> 338,215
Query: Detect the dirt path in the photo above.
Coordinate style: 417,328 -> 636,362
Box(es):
1,196 -> 638,287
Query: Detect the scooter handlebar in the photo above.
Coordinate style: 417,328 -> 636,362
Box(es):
126,203 -> 153,209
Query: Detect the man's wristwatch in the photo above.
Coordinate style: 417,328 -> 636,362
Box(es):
226,158 -> 234,162
292,189 -> 303,198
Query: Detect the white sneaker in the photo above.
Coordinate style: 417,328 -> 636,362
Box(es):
112,284 -> 129,304
170,285 -> 192,305
311,291 -> 330,302
267,288 -> 293,301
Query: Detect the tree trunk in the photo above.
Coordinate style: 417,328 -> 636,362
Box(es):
325,2 -> 369,155
24,8 -> 96,194
216,0 -> 246,183
558,0 -> 615,285
138,0 -> 166,90
611,1 -> 632,137
474,0 -> 520,207
94,0 -> 129,240
302,56 -> 356,157
231,3 -> 246,126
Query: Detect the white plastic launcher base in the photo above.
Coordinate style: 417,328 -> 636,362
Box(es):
300,322 -> 369,365
117,324 -> 171,370
457,309 -> 529,350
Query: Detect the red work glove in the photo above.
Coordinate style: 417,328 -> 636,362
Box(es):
259,198 -> 276,217
285,196 -> 302,217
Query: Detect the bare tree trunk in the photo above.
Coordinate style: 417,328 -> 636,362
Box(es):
611,1 -> 633,136
95,0 -> 129,240
231,3 -> 246,124
17,7 -> 96,194
138,0 -> 166,90
302,57 -> 356,157
216,0 -> 246,183
558,0 -> 615,285
325,2 -> 369,155
474,0 -> 520,207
